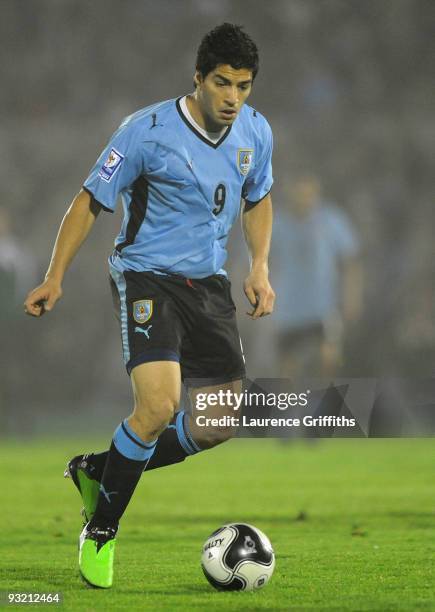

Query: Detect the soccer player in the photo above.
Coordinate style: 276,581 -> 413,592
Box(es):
24,23 -> 274,588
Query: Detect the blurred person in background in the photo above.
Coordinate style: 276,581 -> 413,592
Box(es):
272,175 -> 362,380
0,207 -> 37,433
0,208 -> 37,319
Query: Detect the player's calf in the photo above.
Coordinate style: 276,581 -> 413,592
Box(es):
193,421 -> 236,449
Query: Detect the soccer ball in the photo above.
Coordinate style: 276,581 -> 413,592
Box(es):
201,523 -> 275,591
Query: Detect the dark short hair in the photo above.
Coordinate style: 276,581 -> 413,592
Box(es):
196,23 -> 259,81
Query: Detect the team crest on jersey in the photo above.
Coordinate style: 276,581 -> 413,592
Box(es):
237,149 -> 254,176
133,299 -> 153,324
99,147 -> 125,182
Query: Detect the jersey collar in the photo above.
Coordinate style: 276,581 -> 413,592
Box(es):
176,97 -> 232,149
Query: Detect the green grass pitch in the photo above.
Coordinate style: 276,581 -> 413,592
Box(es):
2,438 -> 435,611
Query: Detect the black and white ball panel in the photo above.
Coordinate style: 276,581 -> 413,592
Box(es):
201,567 -> 247,591
223,523 -> 274,570
202,525 -> 238,584
201,523 -> 275,592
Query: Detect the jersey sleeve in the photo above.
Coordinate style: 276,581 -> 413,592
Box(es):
83,120 -> 145,212
242,121 -> 273,206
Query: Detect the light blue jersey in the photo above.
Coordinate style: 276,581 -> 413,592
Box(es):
83,96 -> 273,278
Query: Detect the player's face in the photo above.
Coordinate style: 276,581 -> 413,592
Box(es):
195,65 -> 253,130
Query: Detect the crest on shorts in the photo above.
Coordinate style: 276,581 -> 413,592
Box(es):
237,149 -> 253,176
99,147 -> 125,182
133,299 -> 153,324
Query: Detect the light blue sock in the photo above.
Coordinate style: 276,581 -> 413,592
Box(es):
113,419 -> 157,462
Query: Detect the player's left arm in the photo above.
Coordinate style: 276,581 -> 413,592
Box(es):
242,193 -> 275,319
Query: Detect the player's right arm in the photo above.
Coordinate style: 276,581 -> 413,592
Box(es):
24,189 -> 100,317
25,116 -> 146,317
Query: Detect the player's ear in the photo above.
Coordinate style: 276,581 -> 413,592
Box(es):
194,71 -> 203,89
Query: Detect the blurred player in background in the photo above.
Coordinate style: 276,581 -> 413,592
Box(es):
273,175 -> 362,380
0,208 -> 37,433
24,23 -> 274,588
0,208 -> 37,319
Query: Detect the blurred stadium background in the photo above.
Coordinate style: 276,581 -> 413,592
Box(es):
1,0 -> 434,435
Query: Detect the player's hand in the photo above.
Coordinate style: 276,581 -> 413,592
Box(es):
243,265 -> 275,319
24,278 -> 63,317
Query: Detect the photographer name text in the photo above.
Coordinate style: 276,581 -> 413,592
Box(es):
195,415 -> 356,428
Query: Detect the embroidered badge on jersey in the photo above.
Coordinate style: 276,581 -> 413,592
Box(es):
237,149 -> 254,176
99,148 -> 125,182
133,299 -> 153,324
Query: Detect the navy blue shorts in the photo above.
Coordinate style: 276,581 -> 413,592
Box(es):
109,269 -> 246,386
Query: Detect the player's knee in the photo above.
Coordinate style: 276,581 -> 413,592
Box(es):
132,397 -> 178,439
130,411 -> 171,440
